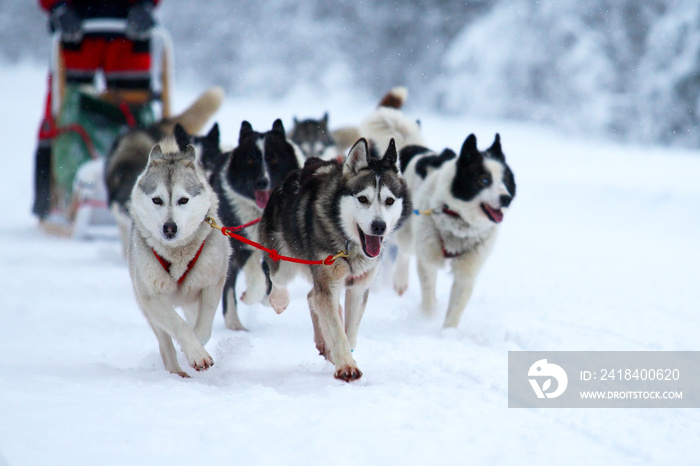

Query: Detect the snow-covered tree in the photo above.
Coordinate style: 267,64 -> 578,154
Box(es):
4,0 -> 700,148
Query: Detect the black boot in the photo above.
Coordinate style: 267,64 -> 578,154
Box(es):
32,142 -> 52,219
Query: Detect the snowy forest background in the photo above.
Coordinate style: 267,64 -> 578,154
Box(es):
3,0 -> 700,148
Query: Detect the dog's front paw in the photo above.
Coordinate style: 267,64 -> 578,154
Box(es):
334,365 -> 362,382
269,286 -> 290,314
186,347 -> 214,372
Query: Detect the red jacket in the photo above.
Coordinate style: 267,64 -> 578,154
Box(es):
40,0 -> 159,17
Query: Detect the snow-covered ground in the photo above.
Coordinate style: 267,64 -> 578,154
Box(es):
2,63 -> 700,465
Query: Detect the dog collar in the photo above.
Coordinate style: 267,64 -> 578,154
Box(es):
152,240 -> 206,285
442,205 -> 461,218
439,236 -> 463,259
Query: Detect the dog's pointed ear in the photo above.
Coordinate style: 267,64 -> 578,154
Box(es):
207,122 -> 220,144
322,112 -> 329,127
173,124 -> 189,152
293,116 -> 299,126
148,143 -> 165,164
488,133 -> 504,161
344,138 -> 370,176
458,134 -> 480,164
272,119 -> 286,136
382,138 -> 399,172
239,121 -> 254,143
184,144 -> 197,162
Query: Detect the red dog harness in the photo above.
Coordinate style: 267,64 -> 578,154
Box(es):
152,241 -> 206,285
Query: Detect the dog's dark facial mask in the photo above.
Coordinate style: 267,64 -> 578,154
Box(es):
451,133 -> 516,224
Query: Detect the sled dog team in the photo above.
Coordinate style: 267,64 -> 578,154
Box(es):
113,87 -> 516,381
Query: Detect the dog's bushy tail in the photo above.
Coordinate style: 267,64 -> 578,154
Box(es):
167,86 -> 225,135
360,86 -> 423,153
334,86 -> 412,156
377,86 -> 408,109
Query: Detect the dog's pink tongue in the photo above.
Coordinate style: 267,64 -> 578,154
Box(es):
364,234 -> 382,257
484,204 -> 504,223
255,190 -> 271,209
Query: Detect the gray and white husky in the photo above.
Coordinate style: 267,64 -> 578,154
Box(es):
106,87 -> 224,256
127,138 -> 230,377
289,112 -> 339,161
259,138 -> 411,382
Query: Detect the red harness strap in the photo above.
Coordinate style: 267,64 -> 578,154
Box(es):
439,236 -> 463,259
441,245 -> 462,259
437,206 -> 464,258
152,241 -> 206,285
442,206 -> 461,218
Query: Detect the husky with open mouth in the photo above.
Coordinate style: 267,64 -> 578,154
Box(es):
259,138 -> 411,381
393,133 -> 516,329
213,119 -> 304,330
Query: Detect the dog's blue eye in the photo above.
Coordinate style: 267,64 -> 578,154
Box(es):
152,197 -> 163,205
479,176 -> 492,187
357,196 -> 369,204
178,197 -> 189,205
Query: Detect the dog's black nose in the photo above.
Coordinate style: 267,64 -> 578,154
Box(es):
370,220 -> 386,236
500,194 -> 512,208
255,177 -> 269,190
163,222 -> 177,239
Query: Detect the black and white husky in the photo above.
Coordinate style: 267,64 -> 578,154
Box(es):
212,119 -> 304,330
173,122 -> 225,185
259,138 -> 411,381
394,134 -> 516,328
127,138 -> 230,376
359,86 -> 516,329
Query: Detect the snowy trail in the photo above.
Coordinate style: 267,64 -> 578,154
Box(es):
1,64 -> 699,465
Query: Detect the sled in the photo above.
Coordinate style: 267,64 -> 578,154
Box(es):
41,19 -> 174,239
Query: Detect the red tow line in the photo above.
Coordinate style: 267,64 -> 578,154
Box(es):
206,217 -> 349,266
221,217 -> 262,233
